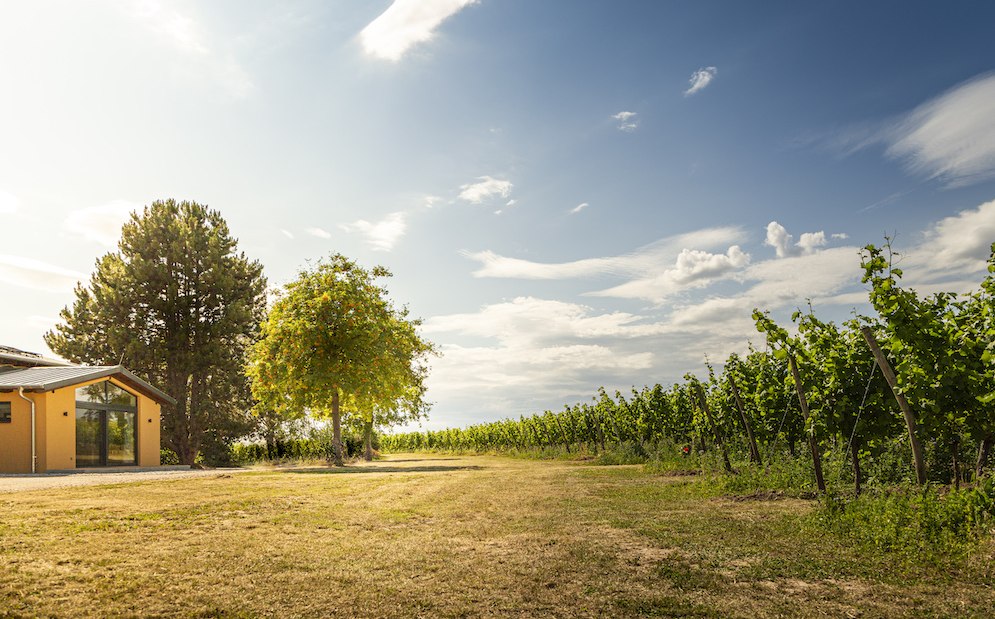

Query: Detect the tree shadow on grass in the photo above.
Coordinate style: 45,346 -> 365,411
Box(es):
288,465 -> 484,475
382,458 -> 462,463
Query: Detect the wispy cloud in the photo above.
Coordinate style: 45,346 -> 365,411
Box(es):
306,227 -> 332,239
828,72 -> 995,188
339,212 -> 408,251
570,202 -> 588,214
458,176 -> 513,204
63,200 -> 139,247
281,229 -> 294,239
0,255 -> 86,293
464,226 -> 745,279
684,66 -> 717,96
359,0 -> 478,62
0,190 -> 19,214
123,0 -> 253,97
612,111 -> 638,132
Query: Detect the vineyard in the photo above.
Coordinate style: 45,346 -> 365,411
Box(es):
385,242 -> 995,497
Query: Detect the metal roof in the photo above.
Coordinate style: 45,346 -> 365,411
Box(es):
0,366 -> 176,405
0,345 -> 70,368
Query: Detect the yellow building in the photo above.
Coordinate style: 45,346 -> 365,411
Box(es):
0,345 -> 175,474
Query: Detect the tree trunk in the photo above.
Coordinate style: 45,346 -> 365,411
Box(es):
788,355 -> 826,493
850,436 -> 862,496
977,433 -> 993,480
952,436 -> 961,490
363,414 -> 374,462
859,326 -> 927,485
693,384 -> 734,474
331,389 -> 344,466
728,375 -> 761,464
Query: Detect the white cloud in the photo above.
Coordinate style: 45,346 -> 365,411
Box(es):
306,227 -> 332,239
764,221 -> 828,258
886,72 -> 995,187
422,297 -> 659,415
465,226 -> 745,280
339,211 -> 407,251
0,190 -> 19,214
612,111 -> 638,132
570,202 -> 589,214
590,245 -> 750,303
684,66 -> 717,96
63,200 -> 138,247
904,198 -> 995,277
829,73 -> 995,187
281,229 -> 294,239
359,0 -> 477,62
0,255 -> 86,293
831,233 -> 849,240
458,176 -> 513,204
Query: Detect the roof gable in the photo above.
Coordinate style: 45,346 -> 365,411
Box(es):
0,366 -> 176,405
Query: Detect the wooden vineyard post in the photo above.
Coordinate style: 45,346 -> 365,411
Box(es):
728,375 -> 762,464
787,355 -> 826,493
693,383 -> 735,473
552,416 -> 571,453
859,326 -> 927,485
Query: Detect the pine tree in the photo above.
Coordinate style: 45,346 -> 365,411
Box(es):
46,199 -> 267,464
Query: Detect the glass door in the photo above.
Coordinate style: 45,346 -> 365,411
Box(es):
75,381 -> 138,467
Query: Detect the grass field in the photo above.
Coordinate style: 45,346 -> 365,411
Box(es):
1,454 -> 992,618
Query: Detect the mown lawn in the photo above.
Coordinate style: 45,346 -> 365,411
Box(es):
0,454 -> 992,617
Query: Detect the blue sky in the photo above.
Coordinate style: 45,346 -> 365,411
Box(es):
2,1 -> 995,429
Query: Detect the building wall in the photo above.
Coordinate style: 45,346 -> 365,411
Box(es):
0,393 -> 33,473
0,376 -> 163,473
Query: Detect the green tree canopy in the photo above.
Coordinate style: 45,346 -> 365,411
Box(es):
46,199 -> 267,464
247,254 -> 435,465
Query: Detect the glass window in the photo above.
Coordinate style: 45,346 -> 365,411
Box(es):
106,383 -> 137,408
0,402 -> 10,423
75,383 -> 105,405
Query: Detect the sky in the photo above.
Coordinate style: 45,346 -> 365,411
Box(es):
2,0 -> 995,430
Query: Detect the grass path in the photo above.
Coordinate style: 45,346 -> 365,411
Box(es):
0,454 -> 991,617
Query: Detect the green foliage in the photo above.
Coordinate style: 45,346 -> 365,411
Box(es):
816,478 -> 995,557
247,254 -> 434,464
46,199 -> 267,464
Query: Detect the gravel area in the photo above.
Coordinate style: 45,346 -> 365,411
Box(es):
0,467 -> 251,493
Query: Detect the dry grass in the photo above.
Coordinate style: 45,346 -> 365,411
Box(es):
0,454 -> 991,618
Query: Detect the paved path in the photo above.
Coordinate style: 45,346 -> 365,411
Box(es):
0,467 -> 251,493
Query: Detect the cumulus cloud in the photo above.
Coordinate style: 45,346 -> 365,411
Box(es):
464,226 -> 745,280
306,227 -> 332,239
339,212 -> 408,251
684,66 -> 717,96
0,190 -> 18,214
612,111 -> 638,132
764,222 -> 829,258
0,255 -> 86,293
63,200 -> 138,247
458,176 -> 513,204
591,245 -> 750,303
570,202 -> 588,214
359,0 -> 477,61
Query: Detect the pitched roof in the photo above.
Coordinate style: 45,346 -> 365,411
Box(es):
0,366 -> 176,405
0,345 -> 70,368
